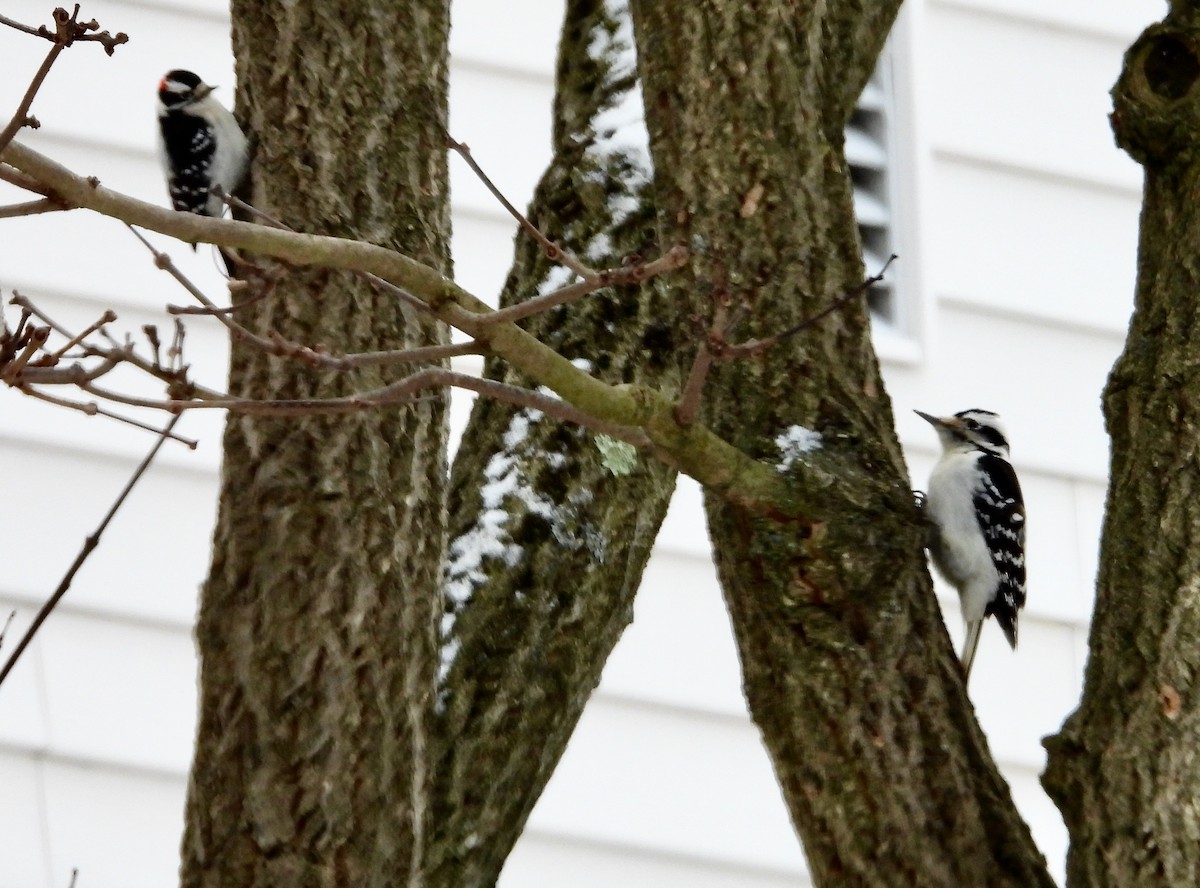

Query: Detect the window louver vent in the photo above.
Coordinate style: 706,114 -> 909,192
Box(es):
847,55 -> 897,326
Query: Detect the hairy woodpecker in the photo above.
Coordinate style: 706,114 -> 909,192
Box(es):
157,69 -> 248,221
916,408 -> 1026,680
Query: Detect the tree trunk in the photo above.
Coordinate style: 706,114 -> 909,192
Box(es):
1043,7 -> 1200,885
427,3 -> 678,883
180,3 -> 451,887
630,2 -> 1054,885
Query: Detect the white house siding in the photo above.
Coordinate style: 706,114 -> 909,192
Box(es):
0,0 -> 1159,885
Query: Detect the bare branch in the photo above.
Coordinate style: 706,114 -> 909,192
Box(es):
0,162 -> 54,196
481,245 -> 689,326
0,12 -> 44,37
447,136 -> 596,278
675,332 -> 716,427
0,414 -> 182,691
721,254 -> 897,359
675,298 -> 739,428
0,611 -> 14,652
0,197 -> 66,218
126,224 -> 283,352
213,187 -> 434,319
1,139 -> 792,512
0,35 -> 65,154
47,309 -> 117,359
20,385 -> 198,445
0,324 -> 48,383
673,257 -> 895,426
0,6 -> 129,156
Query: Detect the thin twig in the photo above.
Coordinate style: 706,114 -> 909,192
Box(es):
126,224 -> 279,350
0,37 -> 65,154
20,386 -> 198,446
9,292 -> 221,400
481,245 -> 690,326
673,256 -> 897,426
675,298 -> 738,428
47,310 -> 117,359
0,611 -> 14,652
0,415 -> 183,691
0,163 -> 55,196
80,368 -> 650,446
0,325 -> 48,383
721,254 -> 897,360
0,197 -> 66,218
0,12 -> 43,37
447,136 -> 595,278
0,6 -> 129,155
167,287 -> 273,316
19,353 -> 123,386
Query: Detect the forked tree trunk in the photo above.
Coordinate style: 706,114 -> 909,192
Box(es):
1043,6 -> 1200,885
180,1 -> 1070,886
630,2 -> 1054,885
180,3 -> 451,886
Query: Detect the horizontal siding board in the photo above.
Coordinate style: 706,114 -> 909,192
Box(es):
599,550 -> 746,717
41,759 -> 186,888
967,618 -> 1080,769
0,753 -> 51,888
448,65 -> 555,220
526,695 -> 809,875
0,441 -> 214,626
928,156 -> 1139,336
0,602 -> 50,750
40,614 -> 197,774
503,831 -> 810,888
906,304 -> 1119,482
451,211 -> 522,307
933,0 -> 1160,43
450,0 -> 563,77
926,4 -> 1142,190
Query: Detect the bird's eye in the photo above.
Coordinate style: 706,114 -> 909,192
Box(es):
965,419 -> 979,430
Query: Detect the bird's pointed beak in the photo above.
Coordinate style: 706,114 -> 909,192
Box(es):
914,409 -> 949,429
194,83 -> 216,100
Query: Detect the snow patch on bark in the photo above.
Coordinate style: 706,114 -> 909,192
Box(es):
775,425 -> 824,472
439,405 -> 607,691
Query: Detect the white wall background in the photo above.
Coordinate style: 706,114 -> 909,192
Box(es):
0,1 -> 1161,885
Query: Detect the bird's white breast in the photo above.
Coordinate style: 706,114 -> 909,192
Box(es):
926,451 -> 998,621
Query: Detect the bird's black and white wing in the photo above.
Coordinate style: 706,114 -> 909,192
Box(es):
972,452 -> 1026,647
159,112 -> 217,215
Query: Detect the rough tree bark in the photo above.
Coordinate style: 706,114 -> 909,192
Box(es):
428,3 -> 678,883
629,2 -> 1054,885
180,3 -> 451,887
1043,5 -> 1200,885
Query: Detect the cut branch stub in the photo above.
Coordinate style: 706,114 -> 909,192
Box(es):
1112,25 -> 1200,167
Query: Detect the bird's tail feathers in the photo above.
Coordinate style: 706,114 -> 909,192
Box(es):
994,610 -> 1018,649
961,620 -> 983,682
